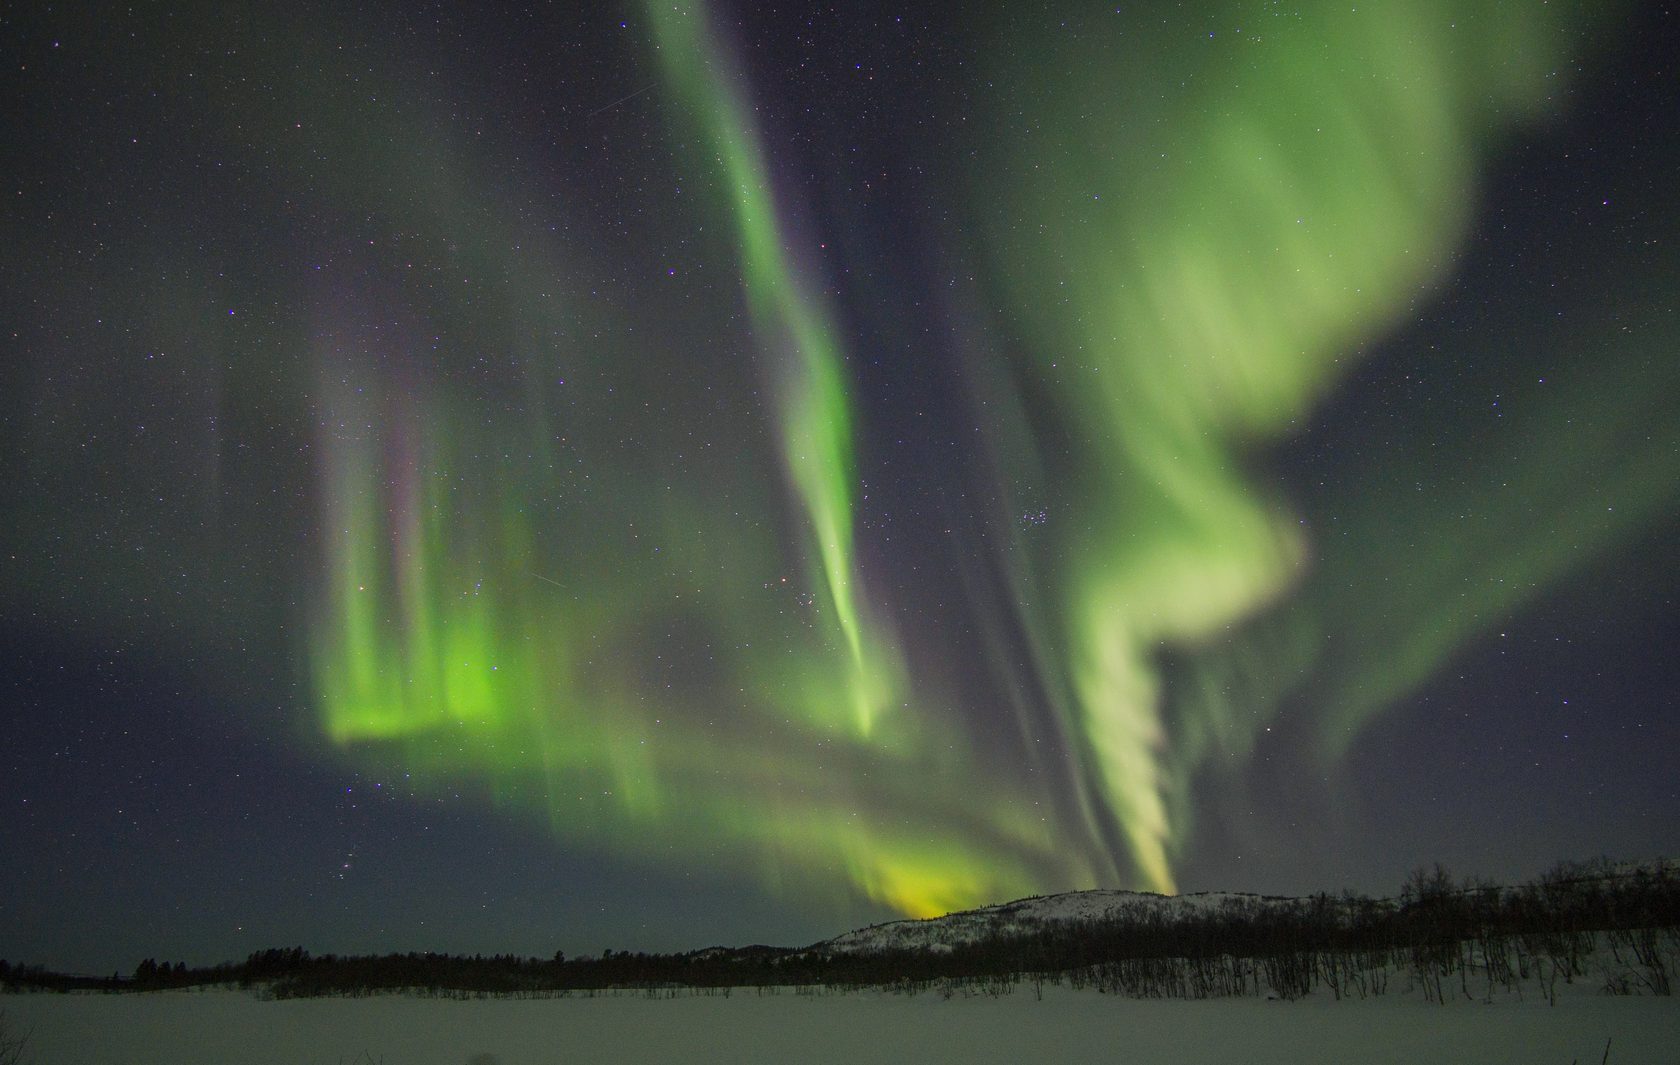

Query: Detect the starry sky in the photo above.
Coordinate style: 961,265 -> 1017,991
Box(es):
3,0 -> 1677,975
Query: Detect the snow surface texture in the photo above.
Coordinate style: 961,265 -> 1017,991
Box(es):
4,986 -> 1678,1065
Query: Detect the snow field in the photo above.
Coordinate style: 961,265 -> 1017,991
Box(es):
5,985 -> 1678,1065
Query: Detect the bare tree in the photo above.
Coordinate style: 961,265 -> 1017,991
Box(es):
0,1009 -> 31,1065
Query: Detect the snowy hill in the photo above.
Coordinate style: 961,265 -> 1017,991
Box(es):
814,889 -> 1309,955
813,856 -> 1680,956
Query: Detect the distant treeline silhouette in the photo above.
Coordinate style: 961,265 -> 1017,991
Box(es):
4,858 -> 1676,1002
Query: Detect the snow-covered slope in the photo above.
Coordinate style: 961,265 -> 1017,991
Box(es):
814,857 -> 1680,956
815,889 -> 1303,955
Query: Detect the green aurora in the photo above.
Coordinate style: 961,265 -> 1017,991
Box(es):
288,0 -> 1677,915
962,0 -> 1665,891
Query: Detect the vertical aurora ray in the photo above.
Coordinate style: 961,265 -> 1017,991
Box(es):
292,0 -> 1117,919
644,0 -> 898,739
308,355 -> 1100,915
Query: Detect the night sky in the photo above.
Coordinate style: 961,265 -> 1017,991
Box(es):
3,0 -> 1677,975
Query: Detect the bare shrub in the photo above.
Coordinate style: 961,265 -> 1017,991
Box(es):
0,1010 -> 31,1065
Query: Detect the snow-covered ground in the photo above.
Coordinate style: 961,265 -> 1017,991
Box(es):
4,985 -> 1677,1065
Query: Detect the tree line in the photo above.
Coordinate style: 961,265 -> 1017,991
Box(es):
3,858 -> 1675,1002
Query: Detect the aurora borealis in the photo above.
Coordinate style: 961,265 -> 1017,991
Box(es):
3,1 -> 1677,971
